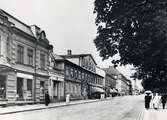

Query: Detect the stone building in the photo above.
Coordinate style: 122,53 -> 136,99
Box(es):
0,9 -> 52,105
48,53 -> 64,102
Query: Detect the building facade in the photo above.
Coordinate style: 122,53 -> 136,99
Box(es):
48,53 -> 64,102
55,50 -> 105,100
0,9 -> 52,105
103,66 -> 131,96
103,66 -> 118,96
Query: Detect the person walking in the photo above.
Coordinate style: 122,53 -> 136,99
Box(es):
144,92 -> 152,109
161,93 -> 167,109
45,91 -> 50,106
153,93 -> 161,110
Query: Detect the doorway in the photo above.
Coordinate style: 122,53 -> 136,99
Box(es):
53,81 -> 59,100
0,75 -> 6,99
17,77 -> 23,100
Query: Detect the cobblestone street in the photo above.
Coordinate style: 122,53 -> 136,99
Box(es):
0,95 -> 144,120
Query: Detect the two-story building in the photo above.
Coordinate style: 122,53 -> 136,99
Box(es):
58,50 -> 104,99
0,9 -> 52,105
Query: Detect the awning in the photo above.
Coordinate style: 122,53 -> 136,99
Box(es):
110,88 -> 118,93
92,87 -> 105,93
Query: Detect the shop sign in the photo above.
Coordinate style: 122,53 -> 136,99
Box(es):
17,73 -> 33,79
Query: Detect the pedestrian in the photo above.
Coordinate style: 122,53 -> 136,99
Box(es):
152,93 -> 161,110
144,92 -> 152,109
161,93 -> 167,109
45,91 -> 50,106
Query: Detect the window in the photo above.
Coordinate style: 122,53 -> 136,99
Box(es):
70,68 -> 74,78
82,58 -> 85,67
40,53 -> 45,69
82,72 -> 84,79
6,37 -> 10,58
78,71 -> 81,79
74,69 -> 78,79
65,66 -> 70,77
17,45 -> 24,63
27,49 -> 33,66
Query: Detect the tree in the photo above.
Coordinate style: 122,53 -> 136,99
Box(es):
94,0 -> 167,91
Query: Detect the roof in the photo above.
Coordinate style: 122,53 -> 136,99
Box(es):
51,53 -> 64,61
60,54 -> 97,65
1,9 -> 34,37
103,66 -> 121,75
52,53 -> 104,77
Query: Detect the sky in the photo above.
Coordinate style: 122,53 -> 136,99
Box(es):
0,0 -> 141,88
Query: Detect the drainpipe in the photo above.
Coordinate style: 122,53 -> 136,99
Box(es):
34,38 -> 38,103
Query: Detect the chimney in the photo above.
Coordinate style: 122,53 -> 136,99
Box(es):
67,50 -> 72,55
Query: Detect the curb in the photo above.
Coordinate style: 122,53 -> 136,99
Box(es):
0,98 -> 111,115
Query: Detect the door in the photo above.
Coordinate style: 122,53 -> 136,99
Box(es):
17,77 -> 23,99
0,75 -> 6,99
53,81 -> 59,100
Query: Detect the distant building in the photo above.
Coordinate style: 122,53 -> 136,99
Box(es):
103,66 -> 132,96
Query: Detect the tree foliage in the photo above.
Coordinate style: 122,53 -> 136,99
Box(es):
94,0 -> 167,91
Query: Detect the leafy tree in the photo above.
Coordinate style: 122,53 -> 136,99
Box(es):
94,0 -> 167,91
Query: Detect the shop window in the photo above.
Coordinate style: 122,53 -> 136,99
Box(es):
17,45 -> 24,64
0,75 -> 6,99
17,77 -> 23,99
27,79 -> 32,99
27,79 -> 32,92
27,49 -> 33,66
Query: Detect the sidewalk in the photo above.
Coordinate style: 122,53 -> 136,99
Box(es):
0,98 -> 113,115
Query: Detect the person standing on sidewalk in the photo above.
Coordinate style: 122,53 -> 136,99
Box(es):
161,93 -> 167,109
45,91 -> 50,106
144,92 -> 152,109
153,93 -> 161,110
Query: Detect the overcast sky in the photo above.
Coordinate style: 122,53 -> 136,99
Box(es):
0,0 -> 140,86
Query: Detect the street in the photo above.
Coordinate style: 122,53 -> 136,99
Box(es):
0,95 -> 144,120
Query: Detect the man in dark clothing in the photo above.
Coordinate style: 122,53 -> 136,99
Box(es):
45,91 -> 50,106
145,93 -> 152,109
161,93 -> 167,109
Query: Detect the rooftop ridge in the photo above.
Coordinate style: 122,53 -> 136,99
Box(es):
1,9 -> 31,28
